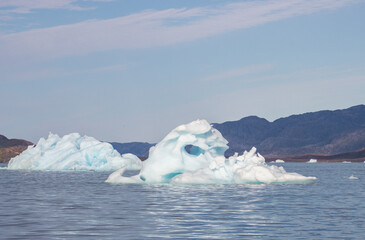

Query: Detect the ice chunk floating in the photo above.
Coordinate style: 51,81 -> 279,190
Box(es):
106,120 -> 316,184
8,133 -> 142,171
346,175 -> 359,180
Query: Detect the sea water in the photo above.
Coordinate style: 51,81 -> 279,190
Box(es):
0,163 -> 364,239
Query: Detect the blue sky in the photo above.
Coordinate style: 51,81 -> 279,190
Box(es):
1,0 -> 365,143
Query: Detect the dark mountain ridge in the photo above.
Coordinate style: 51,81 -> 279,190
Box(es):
110,142 -> 154,159
0,135 -> 33,148
2,105 -> 365,161
110,105 -> 365,158
213,105 -> 365,156
0,135 -> 33,163
266,148 -> 365,163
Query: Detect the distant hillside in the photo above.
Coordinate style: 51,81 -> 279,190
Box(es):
5,105 -> 364,162
266,148 -> 365,163
0,135 -> 33,163
213,105 -> 365,156
107,105 -> 365,158
110,142 -> 154,158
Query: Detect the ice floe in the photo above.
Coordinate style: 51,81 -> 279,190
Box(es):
346,175 -> 359,180
307,159 -> 317,163
275,159 -> 285,163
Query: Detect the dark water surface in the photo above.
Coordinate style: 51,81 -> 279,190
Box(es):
1,163 -> 364,239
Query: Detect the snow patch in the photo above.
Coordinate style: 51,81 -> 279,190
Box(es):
275,159 -> 285,163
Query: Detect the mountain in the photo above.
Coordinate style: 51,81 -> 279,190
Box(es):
0,135 -> 33,163
3,105 -> 363,162
110,142 -> 154,159
105,105 -> 365,158
266,148 -> 365,163
213,105 -> 365,156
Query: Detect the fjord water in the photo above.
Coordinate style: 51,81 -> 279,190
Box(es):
1,163 -> 364,239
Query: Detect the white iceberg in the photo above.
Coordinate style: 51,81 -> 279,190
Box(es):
8,133 -> 142,171
106,120 -> 316,184
275,159 -> 285,163
346,175 -> 359,180
307,159 -> 317,163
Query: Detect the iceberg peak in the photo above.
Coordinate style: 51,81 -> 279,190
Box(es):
138,119 -> 229,183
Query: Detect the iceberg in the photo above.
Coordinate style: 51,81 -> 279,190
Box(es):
106,120 -> 316,184
307,159 -> 317,163
8,133 -> 142,171
346,175 -> 359,180
275,159 -> 285,163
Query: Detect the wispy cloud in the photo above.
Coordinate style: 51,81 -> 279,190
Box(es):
166,66 -> 365,124
0,0 -> 93,14
0,0 -> 359,64
1,63 -> 127,82
201,64 -> 273,82
227,64 -> 365,86
86,64 -> 126,73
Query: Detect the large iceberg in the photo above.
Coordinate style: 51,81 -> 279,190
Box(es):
8,133 -> 142,171
106,120 -> 316,184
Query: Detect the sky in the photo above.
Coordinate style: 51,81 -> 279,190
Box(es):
1,0 -> 365,143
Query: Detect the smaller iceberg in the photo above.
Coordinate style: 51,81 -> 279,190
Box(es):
307,159 -> 317,163
345,175 -> 359,180
8,133 -> 142,171
106,120 -> 316,185
342,161 -> 351,163
275,159 -> 285,163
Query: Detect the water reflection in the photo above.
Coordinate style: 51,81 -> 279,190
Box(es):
1,163 -> 364,239
133,184 -> 271,239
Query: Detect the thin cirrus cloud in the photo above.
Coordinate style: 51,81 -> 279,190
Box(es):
0,0 -> 111,14
0,0 -> 358,64
201,64 -> 273,82
1,63 -> 127,82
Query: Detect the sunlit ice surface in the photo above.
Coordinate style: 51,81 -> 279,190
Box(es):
7,133 -> 142,171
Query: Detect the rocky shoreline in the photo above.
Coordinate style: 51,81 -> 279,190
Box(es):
0,135 -> 32,163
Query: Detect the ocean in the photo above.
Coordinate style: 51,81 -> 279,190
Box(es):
1,163 -> 364,239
